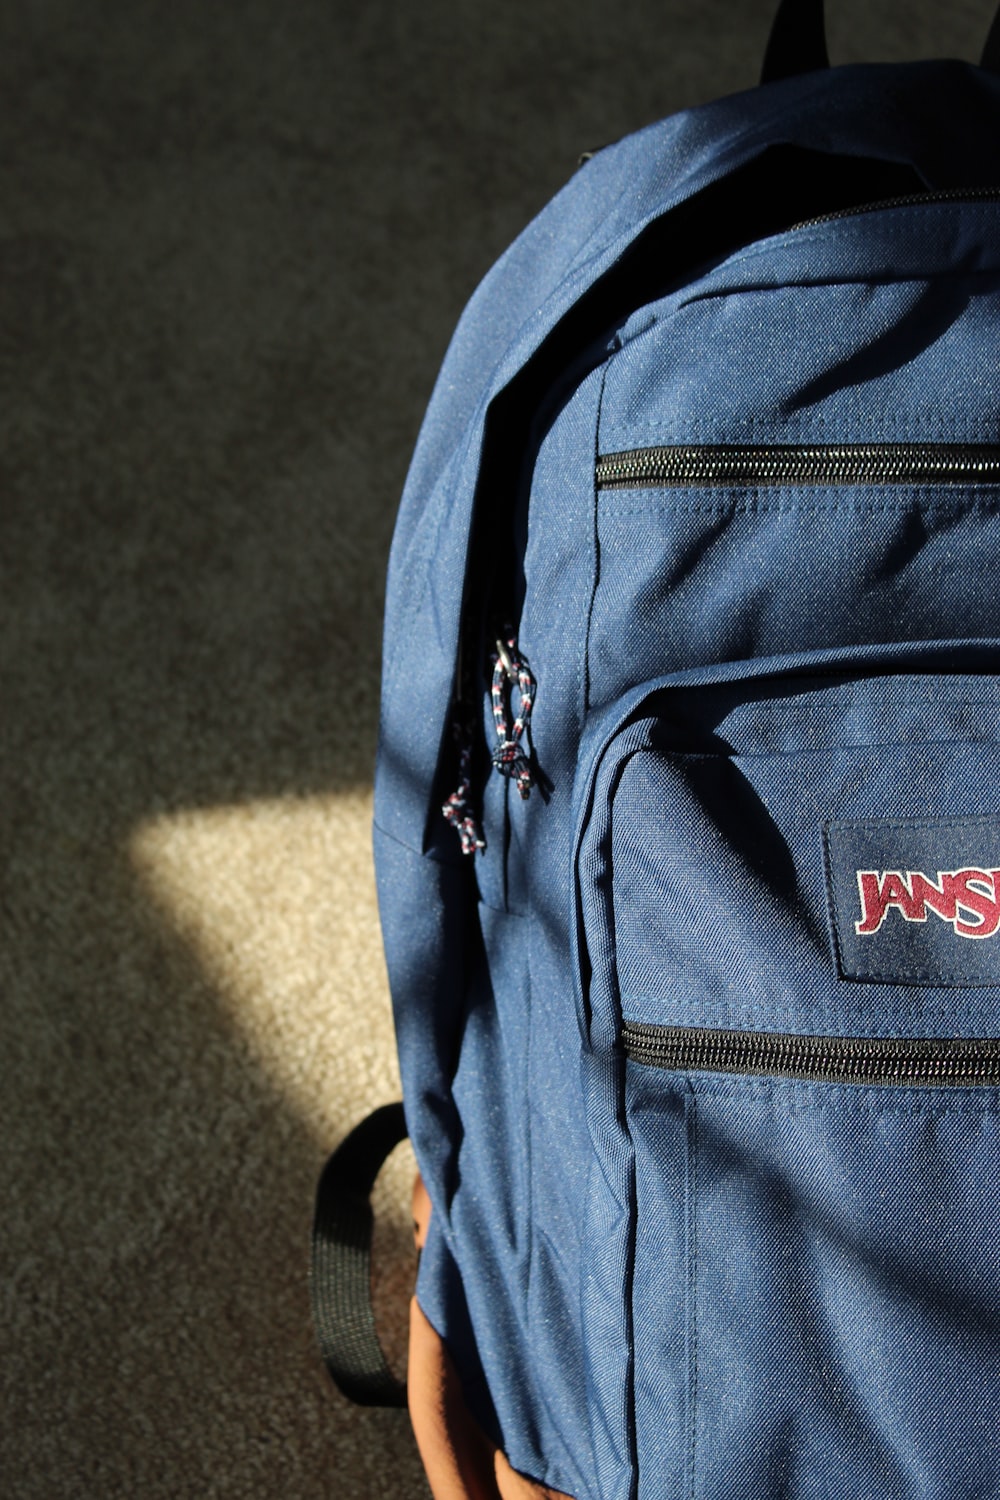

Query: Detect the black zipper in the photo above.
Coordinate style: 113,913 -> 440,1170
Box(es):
595,443 -> 1000,491
791,185 -> 1000,232
622,1021 -> 1000,1085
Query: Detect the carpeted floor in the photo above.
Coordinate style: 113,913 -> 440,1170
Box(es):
3,1 -> 997,1495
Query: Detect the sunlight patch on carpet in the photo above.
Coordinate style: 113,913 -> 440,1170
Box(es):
129,791 -> 402,1141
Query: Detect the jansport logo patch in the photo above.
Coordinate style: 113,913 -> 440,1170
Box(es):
825,818 -> 1000,986
855,868 -> 1000,940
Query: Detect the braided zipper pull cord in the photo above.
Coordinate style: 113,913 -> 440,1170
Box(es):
490,637 -> 536,800
442,737 -> 486,855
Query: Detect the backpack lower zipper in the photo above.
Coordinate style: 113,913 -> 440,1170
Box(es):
621,1021 -> 1000,1085
596,444 -> 1000,491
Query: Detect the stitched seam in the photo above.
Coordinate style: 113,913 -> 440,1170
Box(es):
598,497 -> 1000,516
686,1082 -> 698,1500
625,999 -> 1000,1024
687,1079 -> 1000,1115
832,814 -> 1000,832
679,260 -> 1000,308
823,822 -> 850,980
844,969 -> 1000,982
603,416 -> 1000,442
585,355 -> 615,715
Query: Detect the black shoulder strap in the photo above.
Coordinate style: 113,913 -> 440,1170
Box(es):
310,1102 -> 409,1407
762,0 -> 1000,83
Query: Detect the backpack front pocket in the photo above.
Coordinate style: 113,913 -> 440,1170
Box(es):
625,1060 -> 1000,1500
581,648 -> 1000,1038
573,645 -> 1000,1499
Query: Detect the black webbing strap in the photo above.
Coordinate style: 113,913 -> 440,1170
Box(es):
762,0 -> 1000,83
761,0 -> 829,84
983,5 -> 1000,76
310,1102 -> 409,1407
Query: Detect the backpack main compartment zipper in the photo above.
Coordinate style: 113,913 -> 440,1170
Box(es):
595,443 -> 1000,491
622,1021 -> 1000,1085
790,185 -> 1000,231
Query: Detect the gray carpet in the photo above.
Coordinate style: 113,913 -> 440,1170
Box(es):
3,1 -> 997,1495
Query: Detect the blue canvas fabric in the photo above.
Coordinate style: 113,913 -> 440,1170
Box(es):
374,48 -> 1000,1500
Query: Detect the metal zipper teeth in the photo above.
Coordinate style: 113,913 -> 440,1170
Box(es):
621,1022 -> 1000,1085
792,186 -> 1000,231
595,443 -> 1000,491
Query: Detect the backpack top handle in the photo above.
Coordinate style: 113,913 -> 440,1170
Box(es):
762,0 -> 1000,83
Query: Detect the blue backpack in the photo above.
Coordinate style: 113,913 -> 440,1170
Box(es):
312,3 -> 1000,1495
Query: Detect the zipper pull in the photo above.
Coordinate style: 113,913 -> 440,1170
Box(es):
441,635 -> 538,855
442,732 -> 486,855
490,636 -> 536,800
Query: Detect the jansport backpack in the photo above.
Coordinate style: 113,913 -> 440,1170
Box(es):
311,2 -> 1000,1495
